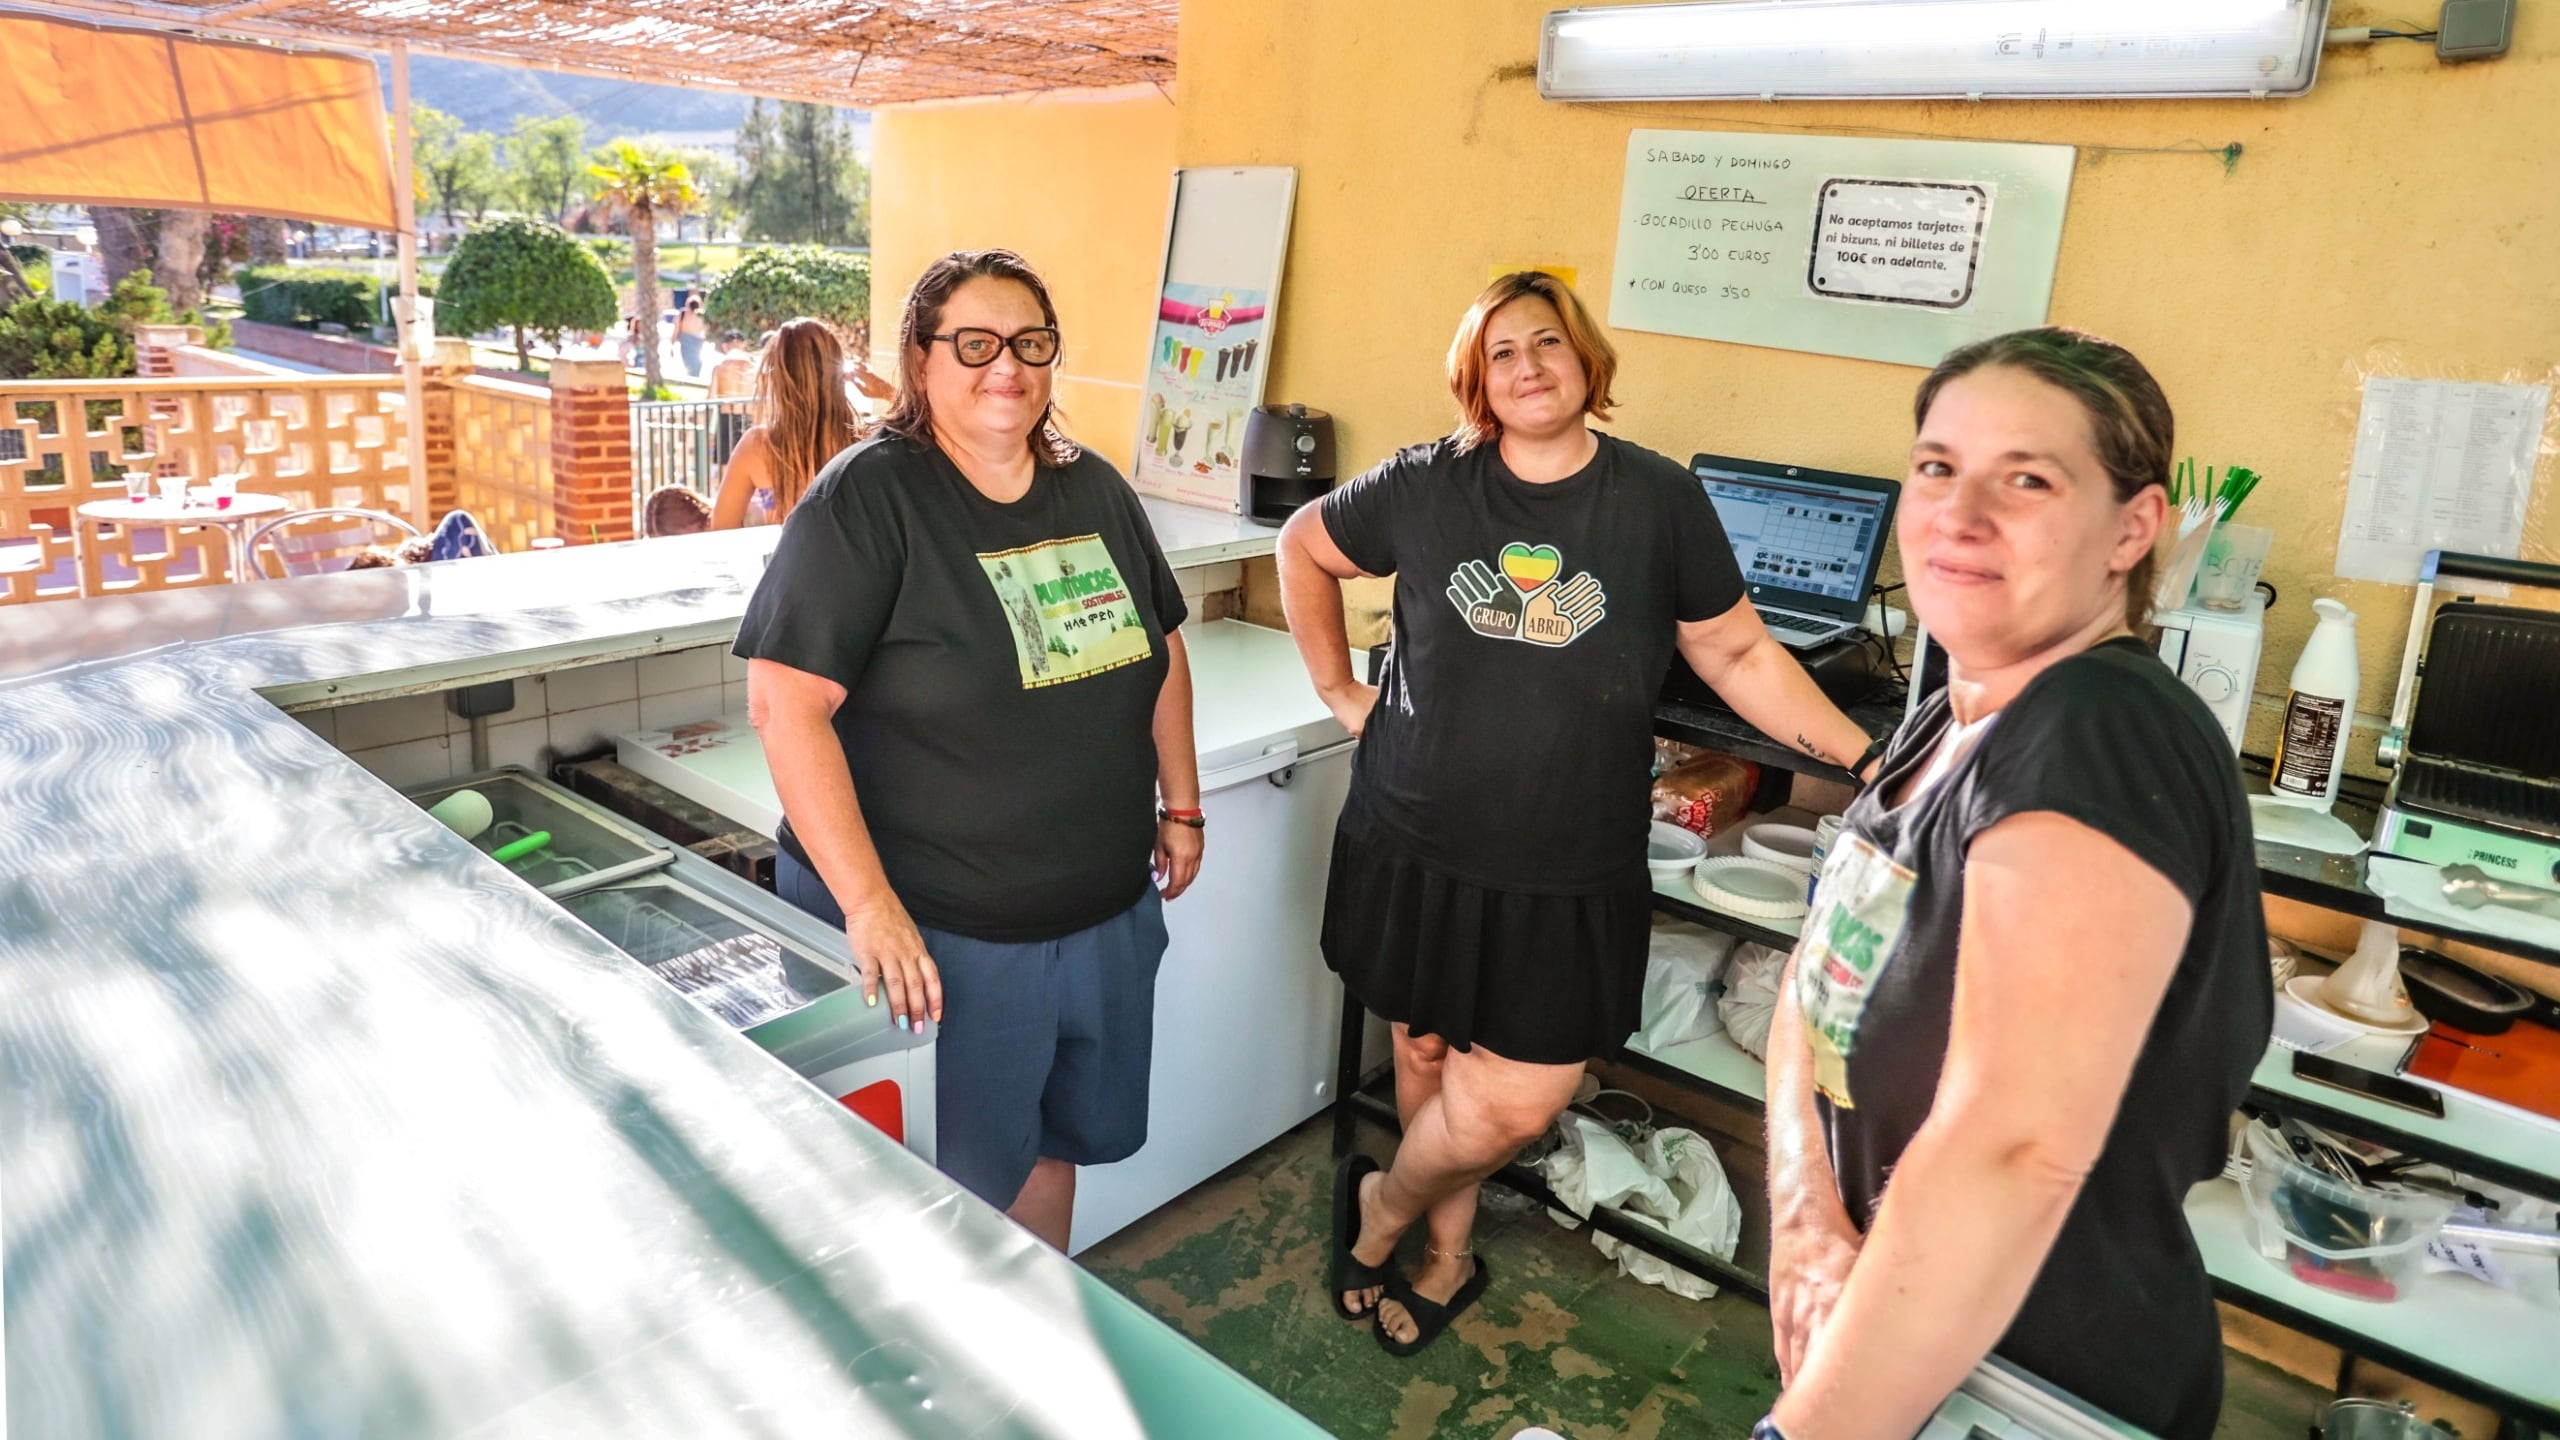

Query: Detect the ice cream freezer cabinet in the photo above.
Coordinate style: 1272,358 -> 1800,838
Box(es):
614,619 -> 1361,1253
403,768 -> 935,1158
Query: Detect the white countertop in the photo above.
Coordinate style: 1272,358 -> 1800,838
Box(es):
0,501 -> 1273,697
1140,494 -> 1283,567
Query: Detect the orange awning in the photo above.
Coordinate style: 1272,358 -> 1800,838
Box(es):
0,12 -> 393,231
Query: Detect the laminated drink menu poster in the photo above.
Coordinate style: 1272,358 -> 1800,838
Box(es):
1132,166 -> 1297,511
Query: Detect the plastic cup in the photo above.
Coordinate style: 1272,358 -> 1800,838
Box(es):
2194,523 -> 2274,611
210,474 -> 239,511
123,470 -> 152,504
154,473 -> 188,507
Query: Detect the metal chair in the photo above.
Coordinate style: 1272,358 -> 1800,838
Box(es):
245,508 -> 424,579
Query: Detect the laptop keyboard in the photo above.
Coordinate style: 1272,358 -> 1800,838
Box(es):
1764,614 -> 1847,646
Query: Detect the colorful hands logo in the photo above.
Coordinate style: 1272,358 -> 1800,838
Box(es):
1447,542 -> 1606,646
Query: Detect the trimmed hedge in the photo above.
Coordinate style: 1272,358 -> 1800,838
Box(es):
234,265 -> 380,329
702,246 -> 870,338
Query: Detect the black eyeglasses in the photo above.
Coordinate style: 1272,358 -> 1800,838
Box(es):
928,327 -> 1061,368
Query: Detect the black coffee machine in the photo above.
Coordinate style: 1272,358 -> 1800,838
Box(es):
1241,403 -> 1336,525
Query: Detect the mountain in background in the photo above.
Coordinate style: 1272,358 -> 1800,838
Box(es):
383,55 -> 867,155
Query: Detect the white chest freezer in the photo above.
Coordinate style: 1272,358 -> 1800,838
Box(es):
616,621 -> 1356,1251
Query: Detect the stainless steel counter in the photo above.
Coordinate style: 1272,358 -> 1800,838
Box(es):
0,514 -> 1317,1439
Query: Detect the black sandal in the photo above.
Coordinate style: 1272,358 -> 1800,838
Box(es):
1329,1154 -> 1397,1322
1375,1253 -> 1490,1357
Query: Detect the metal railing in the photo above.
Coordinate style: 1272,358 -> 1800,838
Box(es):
629,398 -> 748,509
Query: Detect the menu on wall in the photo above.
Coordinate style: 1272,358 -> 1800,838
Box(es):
2336,377 -> 2549,584
1610,129 -> 2075,369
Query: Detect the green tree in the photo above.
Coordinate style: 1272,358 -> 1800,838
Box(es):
0,202 -> 36,304
733,98 -> 777,237
740,102 -> 869,246
0,269 -> 181,380
702,246 -> 870,343
586,140 -> 699,395
415,105 -> 502,230
436,216 -> 617,371
677,147 -> 738,243
506,115 -> 587,225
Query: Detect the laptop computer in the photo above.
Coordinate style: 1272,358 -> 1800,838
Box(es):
1690,453 -> 1900,650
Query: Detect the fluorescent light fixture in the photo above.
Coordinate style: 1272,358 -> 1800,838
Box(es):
1540,0 -> 2332,102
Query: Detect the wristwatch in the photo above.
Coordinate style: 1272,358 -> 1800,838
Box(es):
1753,1414 -> 1788,1440
1848,736 -> 1890,790
1157,806 -> 1205,829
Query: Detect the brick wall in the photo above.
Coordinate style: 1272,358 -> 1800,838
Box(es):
230,319 -> 397,373
548,358 -> 634,544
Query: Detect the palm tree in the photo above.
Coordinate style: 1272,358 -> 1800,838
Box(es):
587,141 -> 699,396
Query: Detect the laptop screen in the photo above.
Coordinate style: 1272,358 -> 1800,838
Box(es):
1690,454 -> 1900,623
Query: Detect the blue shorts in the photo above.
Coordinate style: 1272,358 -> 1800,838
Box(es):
775,854 -> 1168,1209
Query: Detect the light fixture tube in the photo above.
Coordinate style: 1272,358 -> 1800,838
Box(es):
1540,0 -> 2331,102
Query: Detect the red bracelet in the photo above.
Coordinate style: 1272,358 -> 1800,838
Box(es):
1161,807 -> 1203,819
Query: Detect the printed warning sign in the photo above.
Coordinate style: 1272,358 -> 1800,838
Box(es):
1809,178 -> 1992,311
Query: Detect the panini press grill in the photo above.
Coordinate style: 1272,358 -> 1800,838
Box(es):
2374,551 -> 2560,887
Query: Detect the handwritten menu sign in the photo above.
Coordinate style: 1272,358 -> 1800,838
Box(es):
1610,129 -> 2074,369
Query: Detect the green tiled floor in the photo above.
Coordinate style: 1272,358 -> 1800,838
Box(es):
1080,1117 -> 2330,1440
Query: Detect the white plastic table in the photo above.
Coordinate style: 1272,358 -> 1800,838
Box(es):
75,491 -> 291,583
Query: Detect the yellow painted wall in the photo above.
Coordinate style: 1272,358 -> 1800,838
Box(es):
1180,3 -> 2559,763
869,84 -> 1178,474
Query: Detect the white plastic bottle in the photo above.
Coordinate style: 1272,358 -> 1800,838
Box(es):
2269,598 -> 2358,810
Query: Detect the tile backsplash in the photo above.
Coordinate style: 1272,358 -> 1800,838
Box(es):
309,557 -> 1245,791
312,643 -> 738,790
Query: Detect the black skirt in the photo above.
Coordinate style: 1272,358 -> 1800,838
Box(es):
1321,811 -> 1652,1066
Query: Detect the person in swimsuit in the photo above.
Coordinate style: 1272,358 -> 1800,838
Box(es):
712,319 -> 863,530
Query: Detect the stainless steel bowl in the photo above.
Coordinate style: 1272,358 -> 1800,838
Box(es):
2322,1398 -> 2447,1440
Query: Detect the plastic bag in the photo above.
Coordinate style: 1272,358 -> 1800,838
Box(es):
1542,1114 -> 1673,1231
1592,1128 -> 1746,1301
1539,1115 -> 1744,1301
1652,751 -> 1759,837
1636,921 -> 1738,1051
1716,942 -> 1790,1060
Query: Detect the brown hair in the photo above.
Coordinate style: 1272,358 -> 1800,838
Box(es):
1914,327 -> 2173,626
1447,270 -> 1619,454
643,484 -> 713,537
750,317 -> 865,517
880,248 -> 1078,467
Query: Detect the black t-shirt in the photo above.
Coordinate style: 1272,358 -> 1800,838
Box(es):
732,435 -> 1188,943
1319,434 -> 1746,893
1800,638 -> 2271,1440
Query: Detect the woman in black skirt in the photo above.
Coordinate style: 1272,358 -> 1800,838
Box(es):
1276,271 -> 1879,1354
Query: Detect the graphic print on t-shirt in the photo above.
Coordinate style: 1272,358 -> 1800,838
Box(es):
977,533 -> 1155,689
1445,541 -> 1609,647
1793,831 -> 1918,1109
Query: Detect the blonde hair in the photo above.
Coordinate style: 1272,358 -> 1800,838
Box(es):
1447,271 -> 1619,453
751,318 -> 866,516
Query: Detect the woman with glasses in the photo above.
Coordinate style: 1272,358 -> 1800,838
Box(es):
735,249 -> 1202,1249
712,318 -> 862,529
